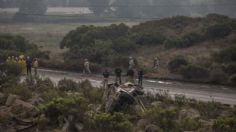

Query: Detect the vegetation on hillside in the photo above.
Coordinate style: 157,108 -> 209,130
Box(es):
0,64 -> 235,131
59,14 -> 236,85
0,34 -> 49,63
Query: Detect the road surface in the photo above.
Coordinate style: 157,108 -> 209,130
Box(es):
37,69 -> 236,106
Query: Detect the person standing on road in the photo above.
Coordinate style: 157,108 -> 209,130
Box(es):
84,59 -> 91,74
129,57 -> 135,70
154,57 -> 160,69
138,69 -> 144,86
26,56 -> 32,75
103,69 -> 110,89
114,67 -> 122,85
33,58 -> 39,76
126,68 -> 135,83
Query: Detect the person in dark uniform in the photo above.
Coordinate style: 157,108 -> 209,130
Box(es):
103,69 -> 110,89
138,69 -> 144,86
126,68 -> 135,83
26,56 -> 32,75
114,67 -> 122,85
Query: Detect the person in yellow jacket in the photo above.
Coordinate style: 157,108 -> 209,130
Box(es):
6,56 -> 11,64
33,58 -> 39,76
21,58 -> 27,75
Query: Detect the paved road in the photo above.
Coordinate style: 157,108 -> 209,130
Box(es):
37,69 -> 236,106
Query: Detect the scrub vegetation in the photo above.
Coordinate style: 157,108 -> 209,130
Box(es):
0,64 -> 235,131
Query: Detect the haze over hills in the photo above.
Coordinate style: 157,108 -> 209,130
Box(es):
0,0 -> 236,18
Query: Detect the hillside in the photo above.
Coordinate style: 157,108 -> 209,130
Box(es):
58,14 -> 236,85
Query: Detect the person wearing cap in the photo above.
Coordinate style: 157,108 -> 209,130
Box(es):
84,59 -> 91,74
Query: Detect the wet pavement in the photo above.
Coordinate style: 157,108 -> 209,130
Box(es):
36,69 -> 236,106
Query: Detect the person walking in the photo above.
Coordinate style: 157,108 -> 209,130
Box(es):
84,59 -> 91,74
114,67 -> 122,85
26,56 -> 32,75
154,57 -> 160,69
33,58 -> 39,76
138,69 -> 144,86
103,69 -> 110,89
126,68 -> 135,83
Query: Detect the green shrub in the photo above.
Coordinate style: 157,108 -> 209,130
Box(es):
180,65 -> 210,80
5,63 -> 22,76
164,32 -> 204,49
145,107 -> 178,131
168,56 -> 188,73
135,33 -> 165,45
79,80 -> 104,104
58,78 -> 78,91
206,24 -> 232,39
4,84 -> 32,100
41,89 -> 60,102
34,77 -> 55,93
213,46 -> 236,63
213,108 -> 236,132
40,96 -> 88,124
224,63 -> 236,75
229,74 -> 236,85
194,101 -> 222,119
209,68 -> 228,84
178,117 -> 201,131
95,112 -> 133,132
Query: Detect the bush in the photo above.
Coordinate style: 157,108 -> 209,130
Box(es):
213,108 -> 236,132
206,24 -> 232,39
164,32 -> 204,49
79,80 -> 104,104
224,63 -> 236,75
209,68 -> 228,84
4,84 -> 32,100
229,74 -> 236,85
145,107 -> 178,131
180,65 -> 210,81
95,112 -> 133,132
40,96 -> 88,124
178,117 -> 200,131
194,101 -> 222,119
168,56 -> 188,73
58,78 -> 78,91
213,46 -> 236,63
135,33 -> 165,45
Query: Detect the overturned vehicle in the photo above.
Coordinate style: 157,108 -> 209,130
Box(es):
102,82 -> 146,113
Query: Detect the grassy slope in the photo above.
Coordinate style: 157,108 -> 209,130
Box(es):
0,21 -> 139,61
132,16 -> 236,79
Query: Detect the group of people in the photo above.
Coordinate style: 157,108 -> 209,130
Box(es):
6,55 -> 38,76
83,56 -> 160,88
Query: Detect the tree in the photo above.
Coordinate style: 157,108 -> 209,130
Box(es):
87,0 -> 110,16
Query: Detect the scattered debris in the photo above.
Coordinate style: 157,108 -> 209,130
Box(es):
103,82 -> 145,113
